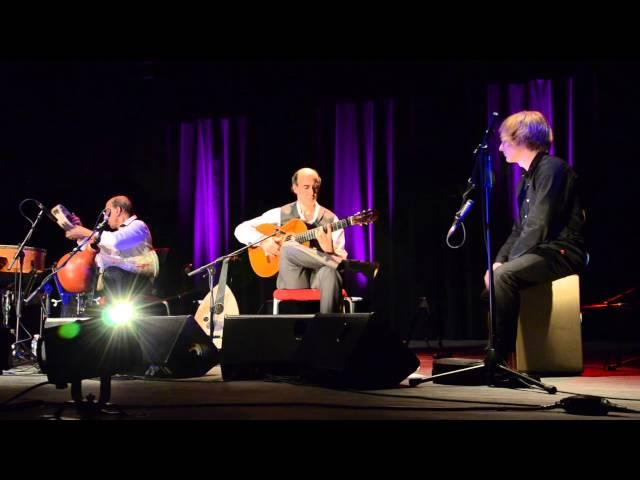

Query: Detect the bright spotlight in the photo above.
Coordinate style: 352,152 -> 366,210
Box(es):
102,302 -> 136,327
38,316 -> 142,391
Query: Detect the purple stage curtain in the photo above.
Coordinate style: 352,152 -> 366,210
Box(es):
333,100 -> 395,272
178,117 -> 247,269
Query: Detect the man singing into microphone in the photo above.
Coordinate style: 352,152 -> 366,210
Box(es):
486,111 -> 586,364
65,195 -> 158,300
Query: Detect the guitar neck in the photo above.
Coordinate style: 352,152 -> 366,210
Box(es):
294,218 -> 351,243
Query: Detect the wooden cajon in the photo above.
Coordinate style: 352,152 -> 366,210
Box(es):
515,274 -> 583,375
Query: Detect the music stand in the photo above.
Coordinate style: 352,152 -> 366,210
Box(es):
409,113 -> 557,394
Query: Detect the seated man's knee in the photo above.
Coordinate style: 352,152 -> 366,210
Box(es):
102,267 -> 121,282
280,242 -> 298,260
493,266 -> 515,288
317,265 -> 341,285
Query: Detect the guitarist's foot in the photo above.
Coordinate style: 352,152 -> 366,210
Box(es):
338,260 -> 380,279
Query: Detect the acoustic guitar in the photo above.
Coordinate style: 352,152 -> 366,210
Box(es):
248,209 -> 378,278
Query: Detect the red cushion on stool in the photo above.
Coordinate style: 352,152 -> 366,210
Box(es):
273,288 -> 348,302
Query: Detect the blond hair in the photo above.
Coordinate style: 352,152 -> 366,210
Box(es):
499,111 -> 553,152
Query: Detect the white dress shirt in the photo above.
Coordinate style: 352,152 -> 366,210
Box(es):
94,215 -> 159,277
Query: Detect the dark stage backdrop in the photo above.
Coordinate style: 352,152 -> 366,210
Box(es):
2,60 -> 639,342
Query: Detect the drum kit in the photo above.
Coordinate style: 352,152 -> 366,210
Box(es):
1,244 -> 49,360
1,240 -> 240,367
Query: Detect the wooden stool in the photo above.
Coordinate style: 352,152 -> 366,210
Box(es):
515,274 -> 583,375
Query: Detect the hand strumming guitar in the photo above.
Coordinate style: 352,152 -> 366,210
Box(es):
261,236 -> 283,258
315,223 -> 334,254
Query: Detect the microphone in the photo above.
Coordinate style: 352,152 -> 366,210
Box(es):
483,112 -> 500,143
96,208 -> 111,230
90,208 -> 111,251
475,112 -> 501,154
489,111 -> 500,129
33,200 -> 59,224
448,199 -> 475,236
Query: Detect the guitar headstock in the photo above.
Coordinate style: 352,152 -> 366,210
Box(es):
350,209 -> 379,226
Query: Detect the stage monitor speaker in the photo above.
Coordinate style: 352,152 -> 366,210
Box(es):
1,325 -> 12,371
221,314 -> 313,381
131,315 -> 219,378
298,313 -> 420,389
39,317 -> 143,386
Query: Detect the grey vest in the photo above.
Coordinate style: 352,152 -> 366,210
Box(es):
280,202 -> 337,250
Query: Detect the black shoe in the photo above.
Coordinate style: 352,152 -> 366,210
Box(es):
339,260 -> 380,279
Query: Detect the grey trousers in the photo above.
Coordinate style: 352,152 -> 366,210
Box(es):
277,241 -> 343,313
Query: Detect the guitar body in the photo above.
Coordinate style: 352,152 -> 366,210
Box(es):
248,219 -> 309,278
56,248 -> 97,293
246,208 -> 378,278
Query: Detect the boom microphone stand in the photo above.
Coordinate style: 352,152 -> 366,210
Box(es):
7,201 -> 47,358
409,113 -> 557,394
188,230 -> 284,346
25,211 -> 108,310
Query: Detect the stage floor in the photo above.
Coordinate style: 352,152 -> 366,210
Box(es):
1,344 -> 640,422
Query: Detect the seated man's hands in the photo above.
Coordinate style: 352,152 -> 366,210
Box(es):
484,262 -> 503,288
315,224 -> 334,254
65,225 -> 93,241
261,236 -> 283,257
69,212 -> 83,226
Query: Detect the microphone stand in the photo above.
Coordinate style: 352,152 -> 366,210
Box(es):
188,231 -> 283,347
409,113 -> 557,394
7,208 -> 45,357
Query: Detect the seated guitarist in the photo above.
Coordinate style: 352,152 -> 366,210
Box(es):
64,195 -> 159,301
234,168 -> 347,313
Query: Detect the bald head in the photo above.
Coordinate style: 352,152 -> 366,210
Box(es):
291,168 -> 321,188
106,195 -> 133,229
108,196 -> 133,215
291,168 -> 322,207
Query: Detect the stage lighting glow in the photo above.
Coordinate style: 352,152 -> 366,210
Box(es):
102,302 -> 136,327
58,322 -> 81,339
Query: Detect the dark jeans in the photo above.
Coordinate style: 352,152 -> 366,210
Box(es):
102,266 -> 152,300
486,252 -> 577,361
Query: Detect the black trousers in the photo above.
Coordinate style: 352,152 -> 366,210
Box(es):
102,266 -> 152,300
487,252 -> 577,361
